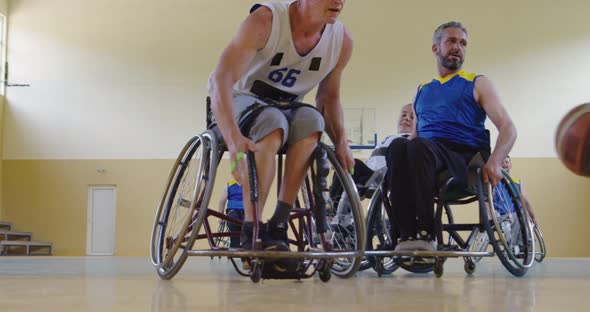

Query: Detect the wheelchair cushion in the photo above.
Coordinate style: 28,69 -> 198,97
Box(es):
436,153 -> 485,201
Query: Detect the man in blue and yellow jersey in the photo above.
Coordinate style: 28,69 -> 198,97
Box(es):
385,21 -> 517,252
217,180 -> 245,248
498,155 -> 537,223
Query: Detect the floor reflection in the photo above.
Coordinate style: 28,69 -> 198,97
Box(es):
0,257 -> 588,312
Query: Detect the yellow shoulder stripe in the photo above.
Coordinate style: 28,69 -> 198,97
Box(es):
457,70 -> 476,82
434,69 -> 477,84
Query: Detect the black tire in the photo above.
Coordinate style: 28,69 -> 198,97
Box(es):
150,132 -> 219,280
320,143 -> 366,278
360,189 -> 380,271
319,261 -> 332,282
434,258 -> 444,278
464,259 -> 476,275
401,263 -> 434,274
363,189 -> 399,275
250,261 -> 262,283
533,223 -> 547,262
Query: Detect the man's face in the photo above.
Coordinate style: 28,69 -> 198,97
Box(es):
502,157 -> 512,172
433,28 -> 467,71
397,105 -> 415,134
311,0 -> 345,24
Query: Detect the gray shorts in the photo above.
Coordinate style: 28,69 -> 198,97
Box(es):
231,95 -> 325,146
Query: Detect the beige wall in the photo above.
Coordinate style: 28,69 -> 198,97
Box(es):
2,0 -> 590,256
0,95 -> 4,220
2,158 -> 275,255
3,0 -> 590,159
3,157 -> 590,256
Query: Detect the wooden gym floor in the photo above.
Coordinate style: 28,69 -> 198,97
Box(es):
0,256 -> 589,312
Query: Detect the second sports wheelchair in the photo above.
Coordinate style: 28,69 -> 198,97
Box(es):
149,98 -> 366,283
363,153 -> 536,277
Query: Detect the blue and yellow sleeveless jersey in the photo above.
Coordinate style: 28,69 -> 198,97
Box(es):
227,180 -> 244,210
414,69 -> 489,149
494,176 -> 522,215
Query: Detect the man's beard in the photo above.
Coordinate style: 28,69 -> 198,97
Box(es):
440,54 -> 463,71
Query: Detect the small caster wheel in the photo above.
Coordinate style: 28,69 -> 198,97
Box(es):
375,258 -> 384,277
434,258 -> 444,278
464,260 -> 476,275
250,260 -> 263,283
319,264 -> 332,282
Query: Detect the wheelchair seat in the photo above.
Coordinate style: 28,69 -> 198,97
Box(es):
356,167 -> 386,199
435,152 -> 485,202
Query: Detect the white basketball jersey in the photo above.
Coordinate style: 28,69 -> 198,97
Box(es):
232,1 -> 344,102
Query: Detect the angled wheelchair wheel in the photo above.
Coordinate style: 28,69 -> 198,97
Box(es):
150,131 -> 219,279
359,190 -> 380,272
316,143 -> 365,278
213,221 -> 231,249
363,189 -> 399,275
533,223 -> 546,262
480,171 -> 534,277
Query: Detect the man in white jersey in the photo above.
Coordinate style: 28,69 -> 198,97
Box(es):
342,104 -> 415,195
365,104 -> 415,172
208,0 -> 353,270
330,104 -> 414,225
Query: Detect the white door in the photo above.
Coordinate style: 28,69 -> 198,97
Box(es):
87,186 -> 117,255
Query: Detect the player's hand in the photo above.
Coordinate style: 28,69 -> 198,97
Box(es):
482,159 -> 502,187
524,200 -> 537,224
227,133 -> 257,185
528,209 -> 537,224
335,142 -> 355,176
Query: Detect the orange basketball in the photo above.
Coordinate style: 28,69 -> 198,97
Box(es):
555,103 -> 590,176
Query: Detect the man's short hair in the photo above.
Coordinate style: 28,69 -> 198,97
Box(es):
433,21 -> 468,44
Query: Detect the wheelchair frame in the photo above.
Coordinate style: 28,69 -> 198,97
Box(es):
150,101 -> 366,282
362,161 -> 536,278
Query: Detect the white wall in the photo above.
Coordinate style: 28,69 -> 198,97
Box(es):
3,0 -> 590,159
340,0 -> 590,158
4,0 -> 253,159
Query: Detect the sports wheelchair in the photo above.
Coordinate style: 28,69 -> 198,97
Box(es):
363,153 -> 535,277
150,98 -> 366,283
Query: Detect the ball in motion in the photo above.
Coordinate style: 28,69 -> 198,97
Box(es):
555,103 -> 590,176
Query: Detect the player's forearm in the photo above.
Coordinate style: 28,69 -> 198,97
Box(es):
490,122 -> 517,164
320,99 -> 347,146
209,74 -> 241,145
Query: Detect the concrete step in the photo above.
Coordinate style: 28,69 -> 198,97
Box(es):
0,221 -> 12,231
0,240 -> 53,255
0,231 -> 32,241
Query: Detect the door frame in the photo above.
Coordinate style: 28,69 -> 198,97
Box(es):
86,185 -> 117,256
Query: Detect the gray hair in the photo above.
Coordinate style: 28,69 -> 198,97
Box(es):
433,21 -> 468,44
